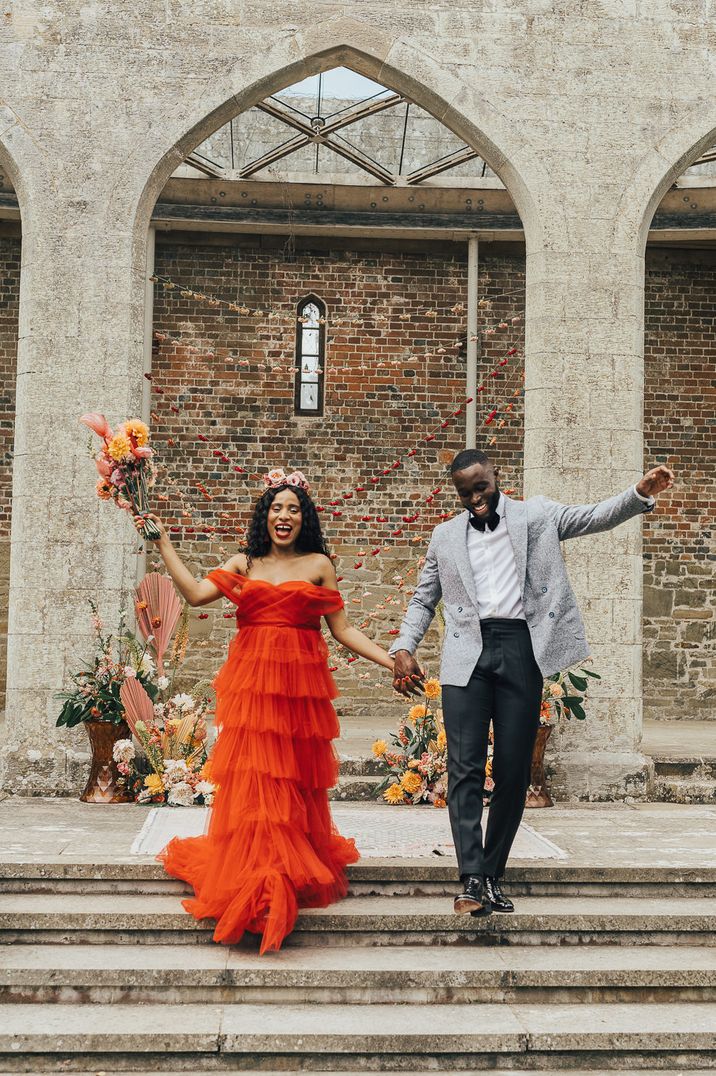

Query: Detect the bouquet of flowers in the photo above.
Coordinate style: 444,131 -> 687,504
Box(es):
80,412 -> 161,540
540,664 -> 601,722
372,678 -> 450,807
55,602 -> 158,728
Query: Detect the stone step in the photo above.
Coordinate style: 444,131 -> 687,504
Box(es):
2,893 -> 715,947
329,775 -> 383,801
651,776 -> 716,805
0,1072 -> 690,1076
652,757 -> 716,779
338,757 -> 384,777
2,943 -> 716,1005
3,861 -> 716,898
0,1001 -> 715,1070
0,1071 -> 690,1076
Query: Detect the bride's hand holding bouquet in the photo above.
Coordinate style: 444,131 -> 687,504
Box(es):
80,412 -> 161,540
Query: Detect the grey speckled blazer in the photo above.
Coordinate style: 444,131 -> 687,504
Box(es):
388,486 -> 653,684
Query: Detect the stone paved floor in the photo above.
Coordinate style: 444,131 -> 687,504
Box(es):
1,797 -> 714,868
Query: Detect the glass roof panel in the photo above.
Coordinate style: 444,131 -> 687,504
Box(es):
182,66 -> 495,185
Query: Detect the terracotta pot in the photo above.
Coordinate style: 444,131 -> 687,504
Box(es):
80,720 -> 134,803
525,723 -> 554,809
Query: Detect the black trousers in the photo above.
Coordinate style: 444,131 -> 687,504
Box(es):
442,618 -> 542,879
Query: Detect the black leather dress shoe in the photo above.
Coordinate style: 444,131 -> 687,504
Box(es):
484,875 -> 514,913
454,875 -> 492,917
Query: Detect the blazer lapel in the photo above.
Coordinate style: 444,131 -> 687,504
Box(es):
503,496 -> 527,594
452,512 -> 480,608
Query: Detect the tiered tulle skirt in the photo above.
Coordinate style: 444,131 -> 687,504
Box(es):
159,620 -> 358,953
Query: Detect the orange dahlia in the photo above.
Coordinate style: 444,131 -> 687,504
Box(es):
107,433 -> 133,462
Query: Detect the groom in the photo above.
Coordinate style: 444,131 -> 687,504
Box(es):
390,450 -> 674,917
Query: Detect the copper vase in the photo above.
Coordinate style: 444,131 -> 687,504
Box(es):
525,723 -> 554,809
80,720 -> 134,803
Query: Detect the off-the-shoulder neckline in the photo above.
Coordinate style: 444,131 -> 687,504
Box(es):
210,569 -> 335,594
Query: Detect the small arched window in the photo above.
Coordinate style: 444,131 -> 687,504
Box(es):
295,296 -> 326,415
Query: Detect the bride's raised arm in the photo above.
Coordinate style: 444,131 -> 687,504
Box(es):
134,512 -> 246,607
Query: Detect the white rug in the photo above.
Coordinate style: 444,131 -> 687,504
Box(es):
131,804 -> 567,860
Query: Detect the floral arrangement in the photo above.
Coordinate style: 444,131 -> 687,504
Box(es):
80,412 -> 160,540
55,602 -> 158,728
540,664 -> 601,722
372,678 -> 451,807
57,568 -> 217,807
373,662 -> 600,808
113,690 -> 215,807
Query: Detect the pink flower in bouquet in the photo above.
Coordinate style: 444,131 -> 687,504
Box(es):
80,412 -> 113,440
131,444 -> 153,460
110,468 -> 126,487
95,455 -> 113,478
116,496 -> 133,511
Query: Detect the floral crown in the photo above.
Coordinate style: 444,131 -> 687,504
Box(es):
263,468 -> 310,493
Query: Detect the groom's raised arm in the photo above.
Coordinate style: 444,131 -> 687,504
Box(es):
545,464 -> 673,541
541,485 -> 652,542
389,535 -> 442,658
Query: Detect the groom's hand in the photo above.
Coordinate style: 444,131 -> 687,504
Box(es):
636,465 -> 674,498
392,651 -> 425,696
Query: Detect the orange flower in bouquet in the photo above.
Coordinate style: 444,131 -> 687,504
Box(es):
80,412 -> 161,539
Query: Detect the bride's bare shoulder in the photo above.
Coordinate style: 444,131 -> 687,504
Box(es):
221,552 -> 249,577
311,552 -> 337,585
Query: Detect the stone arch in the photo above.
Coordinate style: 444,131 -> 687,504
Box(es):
614,113 -> 716,254
0,122 -> 31,723
130,31 -> 544,252
625,115 -> 716,729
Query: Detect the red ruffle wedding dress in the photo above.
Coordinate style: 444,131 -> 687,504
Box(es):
159,569 -> 359,953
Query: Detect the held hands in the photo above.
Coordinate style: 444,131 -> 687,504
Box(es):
636,465 -> 675,499
392,650 -> 426,697
132,512 -> 168,542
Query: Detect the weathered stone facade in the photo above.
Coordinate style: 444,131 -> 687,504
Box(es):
0,2 -> 714,796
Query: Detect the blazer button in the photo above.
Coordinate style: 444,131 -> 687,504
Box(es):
548,611 -> 555,618
454,631 -> 460,637
541,587 -> 548,593
457,606 -> 463,612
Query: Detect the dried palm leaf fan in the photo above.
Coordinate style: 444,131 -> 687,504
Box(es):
119,677 -> 155,739
134,572 -> 182,676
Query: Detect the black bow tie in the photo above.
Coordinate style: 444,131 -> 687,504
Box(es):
469,512 -> 500,533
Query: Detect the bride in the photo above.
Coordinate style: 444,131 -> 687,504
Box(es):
136,468 -> 397,953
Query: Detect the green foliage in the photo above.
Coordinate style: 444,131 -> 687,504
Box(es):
545,664 -> 600,722
55,599 -> 157,729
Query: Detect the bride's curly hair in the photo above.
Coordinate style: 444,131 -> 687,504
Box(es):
244,484 -> 330,567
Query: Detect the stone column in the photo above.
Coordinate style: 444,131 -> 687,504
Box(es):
524,215 -> 651,800
0,195 -> 144,794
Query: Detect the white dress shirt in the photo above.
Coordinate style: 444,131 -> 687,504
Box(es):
466,486 -> 653,620
466,492 -> 525,620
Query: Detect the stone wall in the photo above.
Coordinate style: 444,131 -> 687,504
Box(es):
643,247 -> 716,721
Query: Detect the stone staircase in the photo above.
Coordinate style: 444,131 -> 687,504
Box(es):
1,861 -> 716,1072
650,755 -> 716,804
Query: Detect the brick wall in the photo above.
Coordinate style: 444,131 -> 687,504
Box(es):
149,237 -> 526,718
0,230 -> 20,711
643,248 -> 716,721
